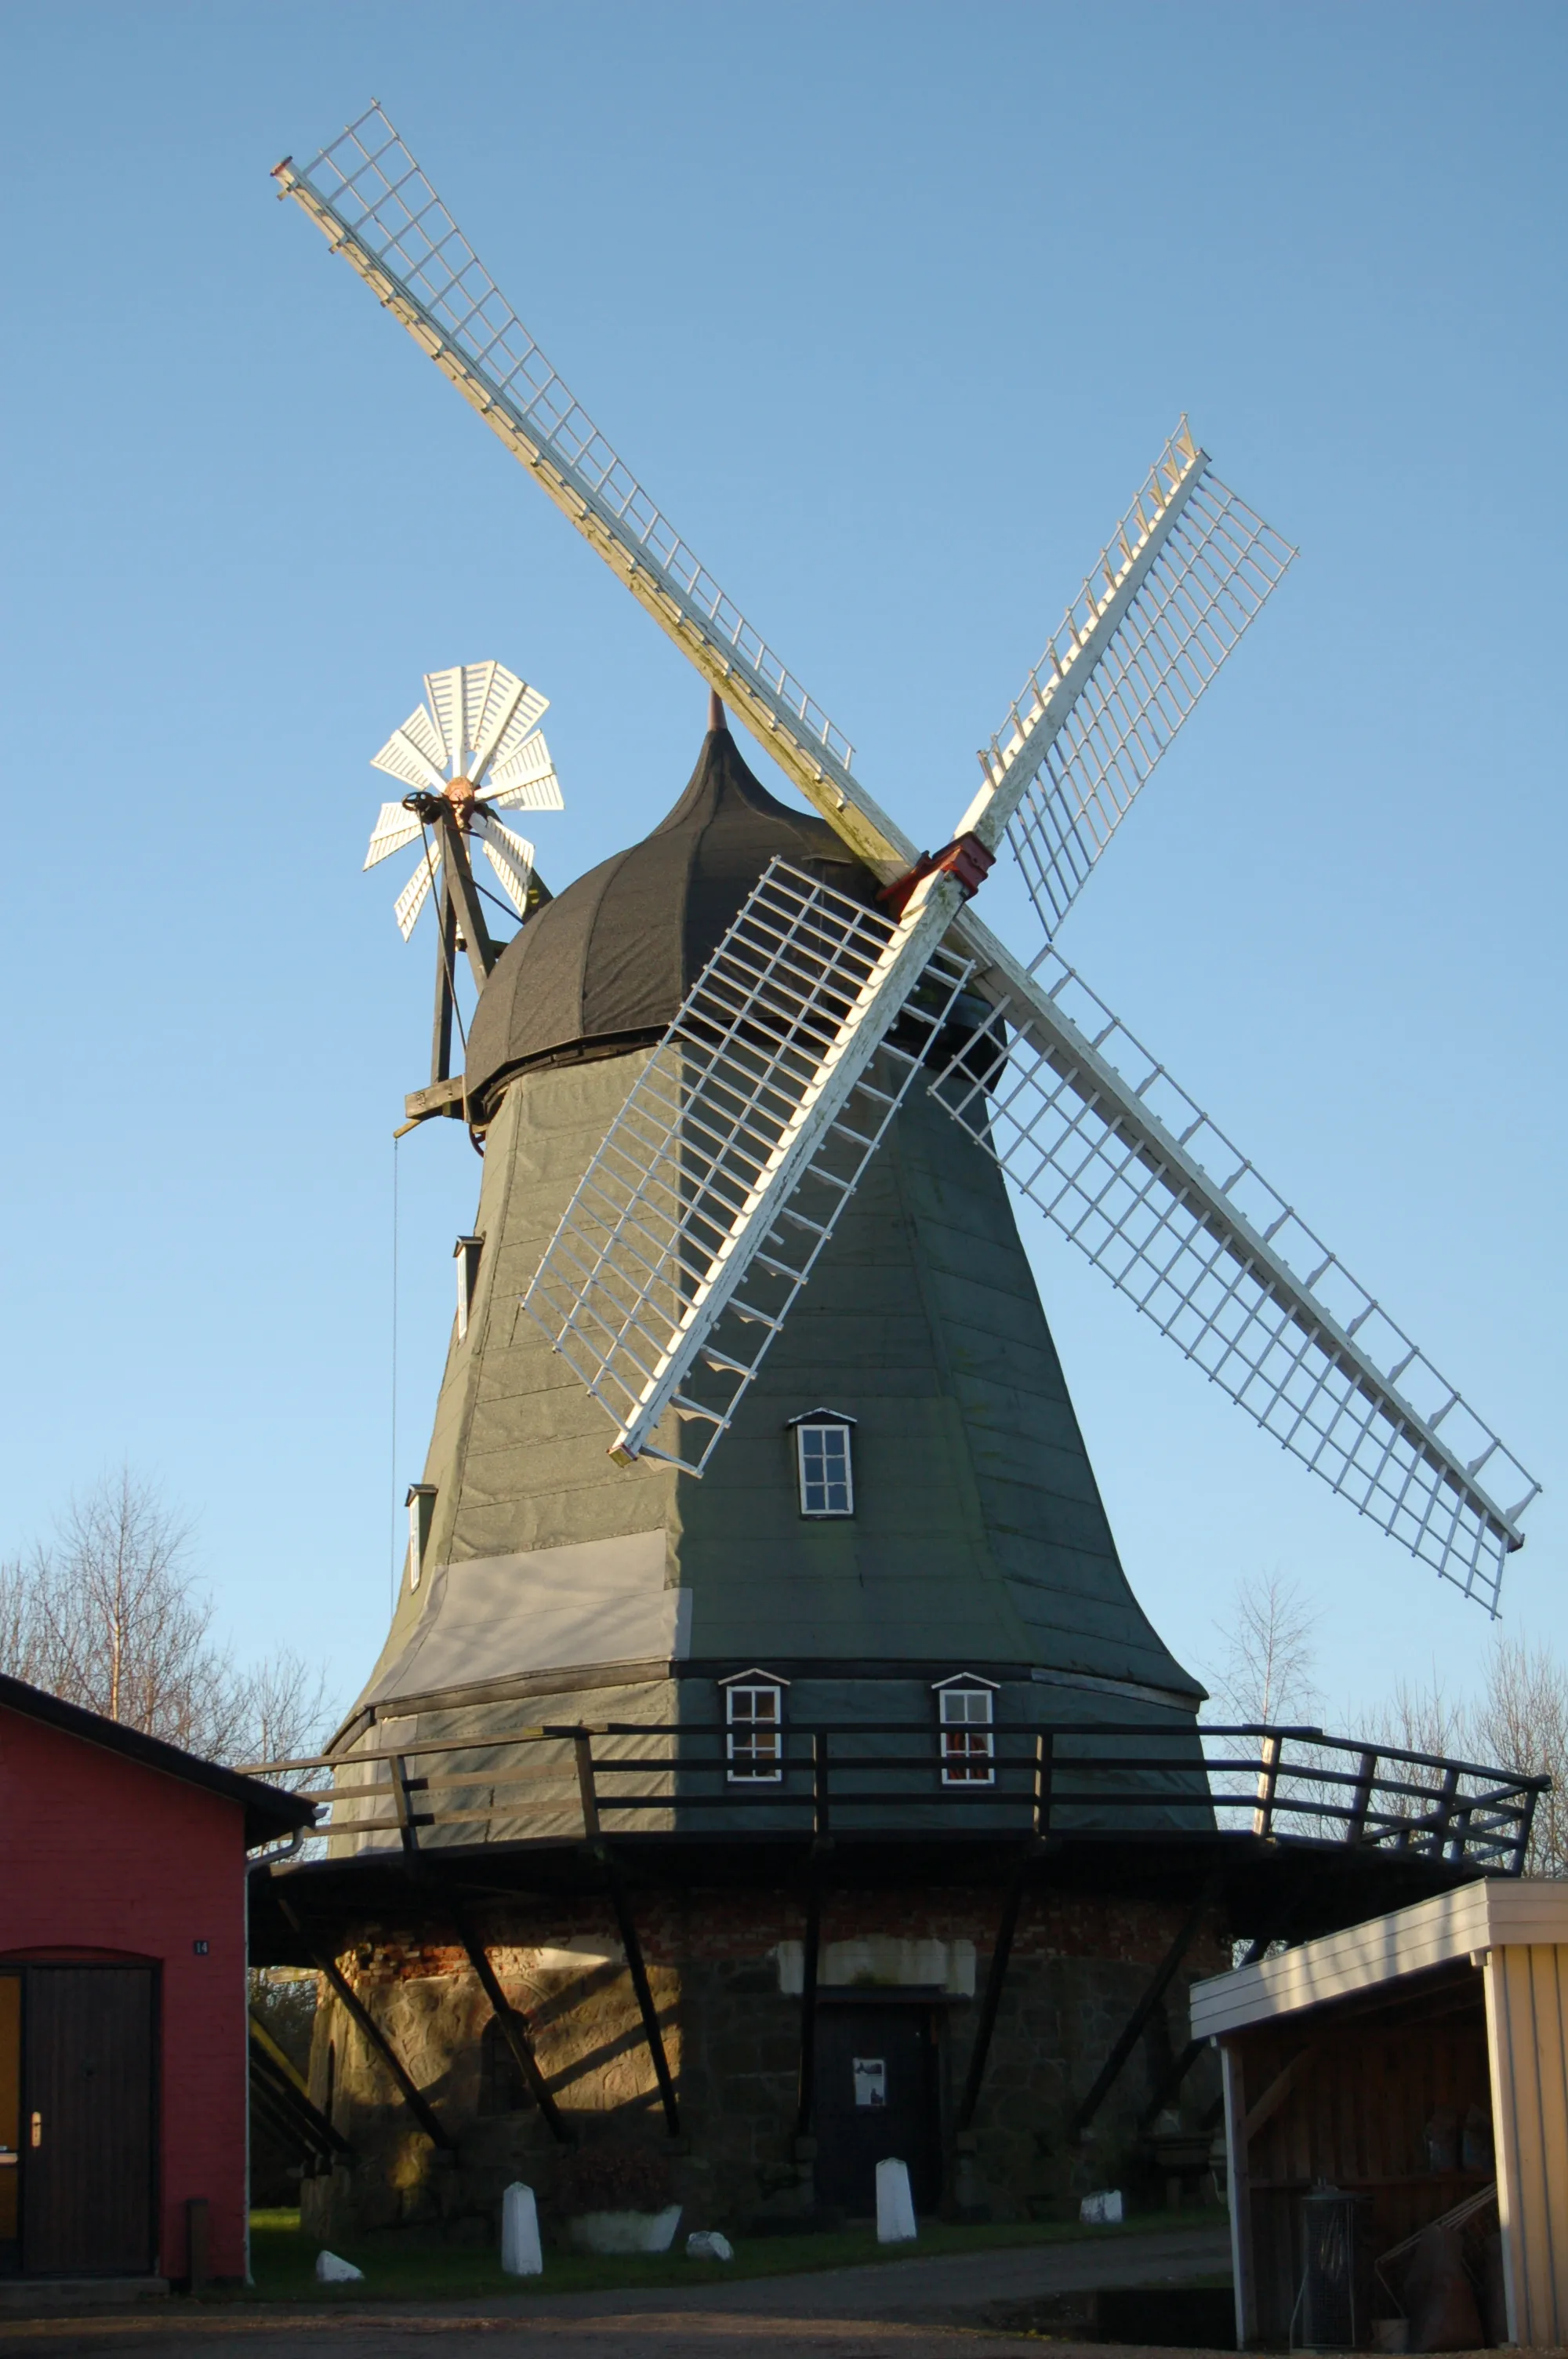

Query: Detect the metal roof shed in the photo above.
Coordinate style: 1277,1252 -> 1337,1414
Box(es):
1190,1881 -> 1568,2350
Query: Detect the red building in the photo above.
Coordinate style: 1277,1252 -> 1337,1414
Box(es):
0,1674 -> 313,2288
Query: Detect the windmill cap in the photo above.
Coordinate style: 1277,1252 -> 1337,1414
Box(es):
463,719 -> 876,1123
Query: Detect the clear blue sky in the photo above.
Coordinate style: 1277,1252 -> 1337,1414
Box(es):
2,2 -> 1563,1733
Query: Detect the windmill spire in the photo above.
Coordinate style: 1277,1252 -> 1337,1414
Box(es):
708,687 -> 728,735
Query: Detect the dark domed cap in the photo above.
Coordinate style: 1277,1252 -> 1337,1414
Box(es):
464,717 -> 877,1122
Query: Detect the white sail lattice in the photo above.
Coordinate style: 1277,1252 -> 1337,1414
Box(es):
931,956 -> 1535,1611
524,863 -> 972,1470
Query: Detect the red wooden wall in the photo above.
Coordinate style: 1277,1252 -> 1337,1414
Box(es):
0,1703 -> 249,2281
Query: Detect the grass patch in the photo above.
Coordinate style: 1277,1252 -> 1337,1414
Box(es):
244,2204 -> 1225,2305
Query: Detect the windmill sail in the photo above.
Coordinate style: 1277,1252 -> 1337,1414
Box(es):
970,429 -> 1296,943
939,916 -> 1537,1612
524,861 -> 972,1470
285,108 -> 1537,1605
274,108 -> 912,881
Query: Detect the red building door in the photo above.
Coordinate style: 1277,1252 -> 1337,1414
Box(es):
20,1968 -> 156,2277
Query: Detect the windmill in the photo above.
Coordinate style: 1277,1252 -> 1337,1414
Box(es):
364,660 -> 564,1109
259,110 -> 1554,2245
278,105 -> 1536,1613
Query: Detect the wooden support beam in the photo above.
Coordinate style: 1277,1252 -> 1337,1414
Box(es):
430,877 -> 459,1085
249,2053 -> 337,2163
957,1847 -> 1037,2132
1240,2042 -> 1316,2143
1073,1864 -> 1224,2135
1221,2044 -> 1256,2346
390,1753 -> 419,1859
794,1859 -> 825,2138
405,1074 -> 467,1123
437,812 -> 496,986
446,1894 -> 571,2146
600,1852 -> 680,2135
273,1894 -> 454,2153
248,2015 -> 352,2159
1137,2035 -> 1207,2133
574,1732 -> 601,1838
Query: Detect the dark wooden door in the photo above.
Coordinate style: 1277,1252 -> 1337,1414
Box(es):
813,2001 -> 940,2217
23,1968 -> 155,2277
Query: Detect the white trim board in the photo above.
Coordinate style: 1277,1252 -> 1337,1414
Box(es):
1190,1880 -> 1568,2041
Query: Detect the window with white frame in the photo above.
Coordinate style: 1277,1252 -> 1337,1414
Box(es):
455,1235 -> 484,1339
790,1412 -> 855,1517
936,1677 -> 996,1786
406,1484 -> 437,1594
724,1675 -> 786,1783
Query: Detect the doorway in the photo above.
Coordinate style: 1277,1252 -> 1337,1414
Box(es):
813,1999 -> 941,2217
1,1967 -> 157,2277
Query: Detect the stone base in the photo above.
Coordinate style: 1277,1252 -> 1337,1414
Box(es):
292,1882 -> 1229,2241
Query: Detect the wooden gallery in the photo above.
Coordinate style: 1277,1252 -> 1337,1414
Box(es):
247,718 -> 1548,2251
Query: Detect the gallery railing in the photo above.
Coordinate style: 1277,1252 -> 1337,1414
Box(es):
247,1721 -> 1548,1877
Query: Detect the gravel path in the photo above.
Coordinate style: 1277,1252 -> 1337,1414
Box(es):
0,2223 -> 1233,2357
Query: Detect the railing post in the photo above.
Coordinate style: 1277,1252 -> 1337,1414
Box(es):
1347,1748 -> 1377,1845
1033,1732 -> 1053,1838
812,1731 -> 829,1838
795,1867 -> 823,2138
1429,1763 -> 1461,1858
1252,1733 -> 1283,1839
391,1754 -> 419,1858
1513,1784 -> 1541,1875
574,1730 -> 601,1838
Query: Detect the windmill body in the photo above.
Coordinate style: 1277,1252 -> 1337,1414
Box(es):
353,719 -> 1200,1748
253,105 -> 1547,2245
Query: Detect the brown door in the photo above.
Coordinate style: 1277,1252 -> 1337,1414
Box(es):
22,1968 -> 156,2277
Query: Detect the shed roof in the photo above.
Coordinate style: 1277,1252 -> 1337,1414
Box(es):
1189,1877 -> 1568,2041
0,1672 -> 316,1850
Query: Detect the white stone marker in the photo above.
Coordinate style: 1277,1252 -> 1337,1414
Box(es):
502,2182 -> 544,2276
875,2157 -> 918,2243
1080,2188 -> 1123,2225
314,2249 -> 365,2283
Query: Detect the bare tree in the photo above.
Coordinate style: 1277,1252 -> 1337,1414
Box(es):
1207,1569 -> 1323,1726
1,1470 -> 333,1772
231,1648 -> 333,1787
1469,1637 -> 1568,1879
1354,1638 -> 1565,1874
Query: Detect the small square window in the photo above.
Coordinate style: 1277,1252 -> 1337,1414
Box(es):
795,1420 -> 854,1517
938,1683 -> 996,1787
725,1682 -> 784,1783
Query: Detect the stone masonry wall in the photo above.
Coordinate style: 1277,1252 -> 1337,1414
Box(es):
299,1882 -> 1228,2241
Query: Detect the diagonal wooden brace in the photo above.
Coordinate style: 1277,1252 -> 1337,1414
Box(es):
274,1892 -> 454,2153
1072,1863 -> 1225,2136
599,1848 -> 681,2135
446,1892 -> 571,2145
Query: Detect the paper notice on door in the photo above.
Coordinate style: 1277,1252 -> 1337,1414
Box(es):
852,2056 -> 887,2107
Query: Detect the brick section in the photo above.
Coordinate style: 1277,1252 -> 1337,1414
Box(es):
0,1703 -> 249,2281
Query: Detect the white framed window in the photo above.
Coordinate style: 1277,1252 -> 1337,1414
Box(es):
406,1484 -> 437,1594
722,1671 -> 788,1783
935,1676 -> 998,1787
454,1235 -> 485,1339
788,1411 -> 856,1517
